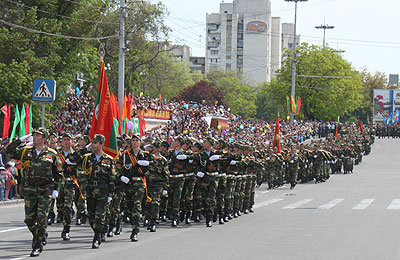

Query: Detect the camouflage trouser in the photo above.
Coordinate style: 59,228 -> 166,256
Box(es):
224,177 -> 236,215
242,176 -> 252,211
313,163 -> 322,181
145,182 -> 163,220
287,167 -> 297,184
109,190 -> 125,226
204,174 -> 219,217
180,176 -> 196,214
56,181 -> 65,221
193,178 -> 207,214
239,176 -> 247,210
267,169 -> 274,188
159,193 -> 168,217
48,198 -> 55,217
249,175 -> 257,209
62,181 -> 76,227
168,177 -> 185,219
125,181 -> 145,232
216,175 -> 227,215
86,187 -> 108,234
233,177 -> 242,211
24,184 -> 52,241
75,177 -> 87,219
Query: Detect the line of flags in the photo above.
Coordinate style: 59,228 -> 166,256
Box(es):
1,103 -> 32,140
89,60 -> 146,158
286,95 -> 301,115
383,109 -> 399,126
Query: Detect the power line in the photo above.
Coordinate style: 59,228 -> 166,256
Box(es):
0,19 -> 118,40
3,0 -> 119,25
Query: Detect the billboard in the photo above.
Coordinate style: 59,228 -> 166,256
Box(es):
373,89 -> 400,123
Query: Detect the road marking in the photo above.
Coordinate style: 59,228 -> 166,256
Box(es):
387,199 -> 400,210
352,199 -> 375,210
0,226 -> 26,233
282,199 -> 313,209
318,199 -> 344,209
261,190 -> 270,194
253,198 -> 284,209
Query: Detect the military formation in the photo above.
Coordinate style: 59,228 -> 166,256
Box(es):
5,123 -> 374,257
375,124 -> 400,138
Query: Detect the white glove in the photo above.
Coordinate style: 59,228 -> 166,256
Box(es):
305,165 -> 308,169
197,172 -> 205,178
266,157 -> 270,161
85,143 -> 92,150
176,154 -> 187,160
25,141 -> 33,147
52,190 -> 58,199
65,158 -> 77,165
230,160 -> 237,165
162,190 -> 168,196
121,176 -> 130,184
107,197 -> 112,203
137,160 -> 150,166
20,134 -> 32,142
290,160 -> 294,163
314,155 -> 317,158
209,155 -> 220,161
189,160 -> 193,164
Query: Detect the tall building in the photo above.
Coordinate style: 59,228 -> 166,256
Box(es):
205,0 -> 296,83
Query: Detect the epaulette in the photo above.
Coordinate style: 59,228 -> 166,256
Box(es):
48,147 -> 57,154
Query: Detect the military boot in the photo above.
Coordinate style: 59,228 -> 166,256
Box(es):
185,212 -> 191,225
48,212 -> 55,225
193,212 -> 201,222
149,220 -> 156,232
30,239 -> 43,257
101,233 -> 106,242
114,224 -> 122,235
171,218 -> 178,227
107,225 -> 114,237
81,213 -> 87,224
130,231 -> 138,242
92,233 -> 101,249
223,214 -> 229,223
143,217 -> 149,227
76,216 -> 81,226
179,211 -> 185,223
219,215 -> 225,225
206,216 -> 213,227
42,232 -> 48,246
62,226 -> 70,241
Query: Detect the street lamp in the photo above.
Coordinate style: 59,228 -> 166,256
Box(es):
285,0 -> 307,125
315,24 -> 335,47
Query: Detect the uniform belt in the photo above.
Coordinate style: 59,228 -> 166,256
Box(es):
90,181 -> 99,186
169,174 -> 184,178
184,172 -> 194,177
227,175 -> 235,178
64,177 -> 72,181
220,173 -> 227,177
207,172 -> 219,176
131,177 -> 142,181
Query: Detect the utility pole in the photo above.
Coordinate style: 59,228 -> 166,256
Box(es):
315,24 -> 334,47
285,0 -> 307,125
118,0 -> 126,118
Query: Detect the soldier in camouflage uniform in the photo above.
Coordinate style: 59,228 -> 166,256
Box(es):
223,143 -> 239,221
311,145 -> 324,183
167,137 -> 187,227
118,134 -> 151,242
158,140 -> 171,222
144,140 -> 169,232
285,145 -> 299,189
192,142 -> 208,222
80,134 -> 116,249
179,139 -> 196,224
6,128 -> 62,257
75,135 -> 91,226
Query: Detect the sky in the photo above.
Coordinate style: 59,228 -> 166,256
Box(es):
150,0 -> 400,76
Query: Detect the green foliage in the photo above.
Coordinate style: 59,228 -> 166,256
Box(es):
260,43 -> 363,120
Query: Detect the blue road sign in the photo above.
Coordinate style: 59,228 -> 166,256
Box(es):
33,79 -> 56,103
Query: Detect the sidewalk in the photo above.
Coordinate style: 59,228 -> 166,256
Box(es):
0,199 -> 24,206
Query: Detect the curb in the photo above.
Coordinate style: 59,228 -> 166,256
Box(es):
0,199 -> 24,206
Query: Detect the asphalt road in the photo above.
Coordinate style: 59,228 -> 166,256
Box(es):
1,138 -> 400,260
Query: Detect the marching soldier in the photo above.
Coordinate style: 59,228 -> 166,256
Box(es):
118,134 -> 152,242
6,128 -> 62,257
75,135 -> 91,226
81,134 -> 116,249
286,145 -> 299,189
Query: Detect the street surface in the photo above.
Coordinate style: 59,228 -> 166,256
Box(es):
1,138 -> 400,260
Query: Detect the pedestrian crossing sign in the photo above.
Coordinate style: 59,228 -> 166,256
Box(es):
33,79 -> 56,103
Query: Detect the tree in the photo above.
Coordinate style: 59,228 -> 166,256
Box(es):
268,43 -> 363,120
174,80 -> 226,107
256,79 -> 288,120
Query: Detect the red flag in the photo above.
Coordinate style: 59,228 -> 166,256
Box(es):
335,125 -> 339,142
138,112 -> 146,137
296,96 -> 301,115
357,117 -> 364,135
24,104 -> 30,135
272,114 -> 281,154
89,61 -> 119,158
1,104 -> 10,138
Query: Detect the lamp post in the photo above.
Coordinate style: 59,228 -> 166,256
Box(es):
285,0 -> 307,125
315,24 -> 335,46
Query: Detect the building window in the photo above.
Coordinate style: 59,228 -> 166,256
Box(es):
237,41 -> 243,47
226,41 -> 232,47
227,25 -> 232,30
226,50 -> 231,56
238,23 -> 244,29
209,33 -> 221,40
208,24 -> 219,31
209,58 -> 219,64
211,50 -> 219,55
238,33 -> 243,39
237,49 -> 243,55
227,34 -> 232,39
226,59 -> 232,64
